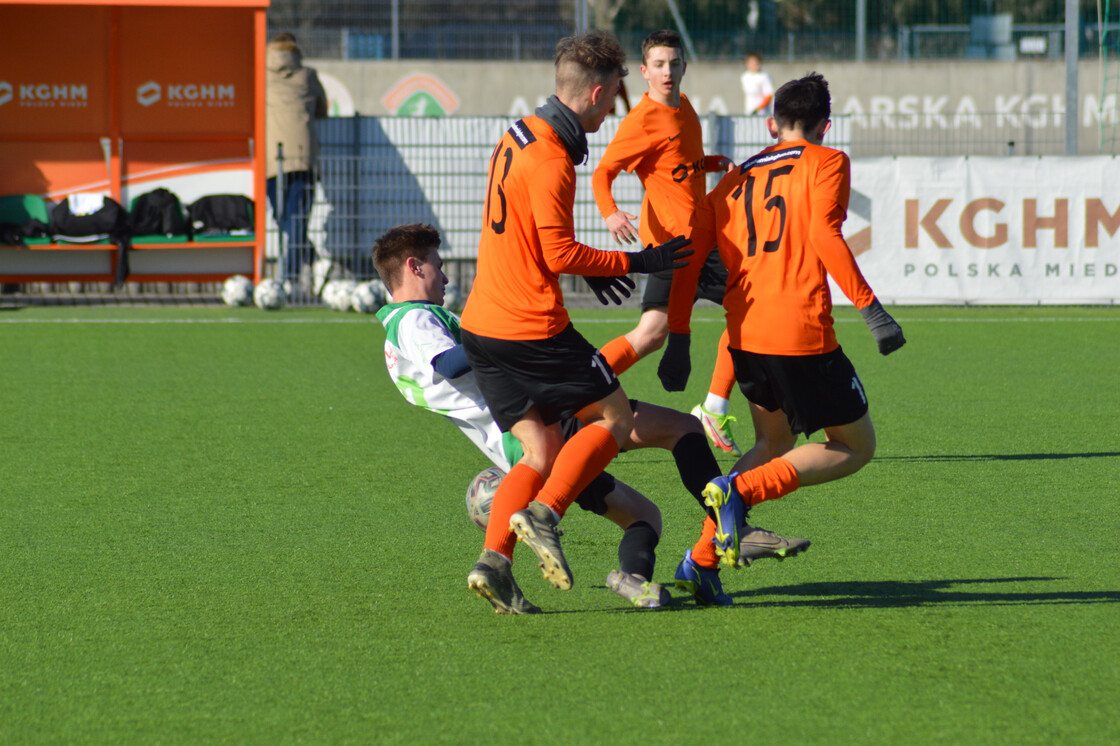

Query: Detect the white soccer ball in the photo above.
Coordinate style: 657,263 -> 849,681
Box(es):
221,274 -> 254,307
350,279 -> 388,313
253,278 -> 286,310
322,279 -> 358,311
443,283 -> 464,314
465,466 -> 505,531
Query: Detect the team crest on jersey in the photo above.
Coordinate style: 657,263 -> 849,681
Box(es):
739,146 -> 805,174
508,120 -> 536,149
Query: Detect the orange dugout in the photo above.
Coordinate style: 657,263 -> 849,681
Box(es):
0,0 -> 269,284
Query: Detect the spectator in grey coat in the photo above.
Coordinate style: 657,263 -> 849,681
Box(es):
266,32 -> 328,285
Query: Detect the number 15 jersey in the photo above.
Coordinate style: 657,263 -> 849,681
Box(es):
670,139 -> 878,356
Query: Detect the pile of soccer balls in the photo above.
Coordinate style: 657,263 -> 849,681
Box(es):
319,278 -> 464,315
221,275 -> 287,311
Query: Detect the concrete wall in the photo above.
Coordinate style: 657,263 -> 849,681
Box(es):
309,59 -> 1116,154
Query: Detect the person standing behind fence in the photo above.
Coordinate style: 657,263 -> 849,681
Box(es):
740,51 -> 773,116
266,32 -> 328,287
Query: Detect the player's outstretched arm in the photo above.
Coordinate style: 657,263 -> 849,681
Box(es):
584,275 -> 636,305
859,300 -> 906,355
626,235 -> 693,274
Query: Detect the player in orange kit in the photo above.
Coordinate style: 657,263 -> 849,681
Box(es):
592,30 -> 745,457
459,30 -> 693,611
660,72 -> 906,578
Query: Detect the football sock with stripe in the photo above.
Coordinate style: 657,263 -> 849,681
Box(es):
484,462 -> 543,559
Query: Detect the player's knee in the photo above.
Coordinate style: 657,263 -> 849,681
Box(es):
629,325 -> 668,356
852,431 -> 877,469
518,431 -> 563,474
757,431 -> 796,460
630,503 -> 662,536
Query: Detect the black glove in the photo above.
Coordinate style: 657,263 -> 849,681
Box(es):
657,332 -> 692,391
859,299 -> 906,355
584,275 -> 636,306
628,235 -> 693,274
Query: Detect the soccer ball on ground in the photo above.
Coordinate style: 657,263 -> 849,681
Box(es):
322,279 -> 358,311
253,278 -> 286,310
350,279 -> 388,313
221,274 -> 254,307
465,466 -> 505,531
443,283 -> 464,314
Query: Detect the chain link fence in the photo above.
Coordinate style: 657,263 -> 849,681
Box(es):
268,0 -> 1106,62
260,110 -> 1073,305
4,107 -> 1081,305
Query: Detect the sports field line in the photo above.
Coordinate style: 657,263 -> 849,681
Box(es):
3,315 -> 1119,325
0,315 -> 371,322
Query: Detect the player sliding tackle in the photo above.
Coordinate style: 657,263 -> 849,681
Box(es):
658,72 -> 906,583
374,223 -> 807,612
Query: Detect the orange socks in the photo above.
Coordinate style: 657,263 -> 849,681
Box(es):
710,329 -> 736,399
690,517 -> 721,569
734,457 -> 800,507
536,424 -> 619,517
599,336 -> 641,376
484,463 -> 542,559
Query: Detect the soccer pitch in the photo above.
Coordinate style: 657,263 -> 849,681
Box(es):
2,304 -> 1118,744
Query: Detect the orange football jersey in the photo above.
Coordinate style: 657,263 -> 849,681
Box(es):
462,116 -> 631,340
669,140 -> 877,355
592,93 -> 725,246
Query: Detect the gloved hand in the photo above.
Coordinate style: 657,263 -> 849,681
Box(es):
657,332 -> 692,391
627,235 -> 693,274
859,299 -> 906,355
584,275 -> 636,306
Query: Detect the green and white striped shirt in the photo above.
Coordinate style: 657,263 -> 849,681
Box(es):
376,300 -> 520,469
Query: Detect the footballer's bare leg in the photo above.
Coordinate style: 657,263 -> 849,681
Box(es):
782,412 -> 876,486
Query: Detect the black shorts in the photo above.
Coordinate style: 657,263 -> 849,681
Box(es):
641,249 -> 727,311
461,324 -> 621,432
729,346 -> 869,436
573,471 -> 616,515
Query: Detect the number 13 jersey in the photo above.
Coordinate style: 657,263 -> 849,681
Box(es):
462,116 -> 630,341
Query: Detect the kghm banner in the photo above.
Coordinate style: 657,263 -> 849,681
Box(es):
846,157 -> 1119,304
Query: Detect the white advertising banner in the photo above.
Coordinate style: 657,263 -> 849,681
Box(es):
845,157 -> 1120,304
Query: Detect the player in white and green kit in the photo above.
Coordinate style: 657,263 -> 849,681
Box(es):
380,299 -> 521,471
373,224 -> 807,614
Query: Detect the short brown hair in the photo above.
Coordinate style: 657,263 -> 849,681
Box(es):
372,223 -> 441,292
554,30 -> 628,96
774,72 -> 831,133
641,30 -> 683,64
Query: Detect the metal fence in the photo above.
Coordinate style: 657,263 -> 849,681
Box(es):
267,1 -> 1110,62
0,108 -> 1094,305
259,110 -> 1079,305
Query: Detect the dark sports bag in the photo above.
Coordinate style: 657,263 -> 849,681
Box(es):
130,188 -> 189,238
0,218 -> 49,246
49,194 -> 129,243
188,194 -> 254,235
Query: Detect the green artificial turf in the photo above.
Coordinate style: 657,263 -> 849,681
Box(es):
1,303 -> 1118,744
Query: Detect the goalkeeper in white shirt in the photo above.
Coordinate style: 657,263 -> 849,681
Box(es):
373,223 -> 809,615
